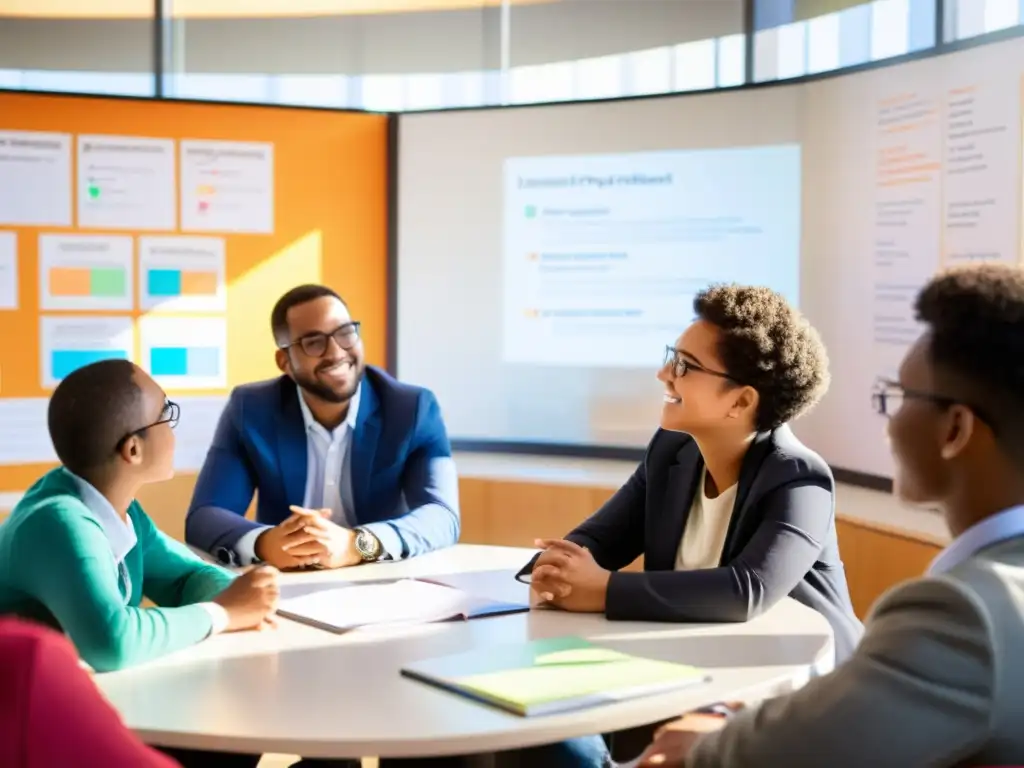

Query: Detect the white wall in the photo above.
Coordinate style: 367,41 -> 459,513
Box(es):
0,1 -> 742,74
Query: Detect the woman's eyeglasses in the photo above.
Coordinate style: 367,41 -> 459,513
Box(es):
663,346 -> 737,383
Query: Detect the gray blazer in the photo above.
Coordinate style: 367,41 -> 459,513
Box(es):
518,426 -> 863,662
689,535 -> 1024,767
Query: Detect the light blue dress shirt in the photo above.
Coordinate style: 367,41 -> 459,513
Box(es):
928,505 -> 1024,575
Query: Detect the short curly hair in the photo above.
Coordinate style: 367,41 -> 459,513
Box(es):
694,284 -> 829,431
915,263 -> 1024,457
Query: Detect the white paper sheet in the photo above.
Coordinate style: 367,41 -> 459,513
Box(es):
279,579 -> 469,631
172,396 -> 227,471
138,315 -> 228,391
77,134 -> 176,231
38,233 -> 134,312
0,130 -> 72,227
0,231 -> 17,310
0,398 -> 56,465
139,236 -> 227,312
39,315 -> 135,390
180,140 -> 274,233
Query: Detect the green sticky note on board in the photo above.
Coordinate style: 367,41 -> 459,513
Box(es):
90,268 -> 126,297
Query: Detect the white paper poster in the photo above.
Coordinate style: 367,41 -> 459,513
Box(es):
40,315 -> 136,390
180,140 -> 274,233
77,135 -> 176,231
0,231 -> 17,310
139,315 -> 228,390
138,236 -> 227,313
171,396 -> 228,471
38,234 -> 134,312
0,130 -> 72,227
0,398 -> 56,465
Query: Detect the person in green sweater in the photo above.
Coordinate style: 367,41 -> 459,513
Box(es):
0,359 -> 280,680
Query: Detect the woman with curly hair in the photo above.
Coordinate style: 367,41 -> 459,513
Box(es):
521,283 -> 863,661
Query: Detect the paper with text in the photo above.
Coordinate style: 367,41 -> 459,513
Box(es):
278,579 -> 469,631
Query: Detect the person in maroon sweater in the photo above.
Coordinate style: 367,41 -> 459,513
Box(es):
0,617 -> 181,768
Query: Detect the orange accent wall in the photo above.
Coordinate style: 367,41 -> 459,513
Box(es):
0,92 -> 389,491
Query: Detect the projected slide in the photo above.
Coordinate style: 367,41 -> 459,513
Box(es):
502,145 -> 801,367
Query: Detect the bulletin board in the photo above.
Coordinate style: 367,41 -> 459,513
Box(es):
0,92 -> 389,493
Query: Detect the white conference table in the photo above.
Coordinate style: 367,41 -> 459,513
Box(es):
95,545 -> 835,760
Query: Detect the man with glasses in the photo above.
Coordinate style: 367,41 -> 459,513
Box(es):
186,284 -> 460,574
632,264 -> 1024,767
0,359 -> 279,678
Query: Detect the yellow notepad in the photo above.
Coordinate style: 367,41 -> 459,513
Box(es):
402,636 -> 708,716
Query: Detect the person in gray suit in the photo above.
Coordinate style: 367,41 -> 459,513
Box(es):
635,263 -> 1024,767
519,283 -> 863,663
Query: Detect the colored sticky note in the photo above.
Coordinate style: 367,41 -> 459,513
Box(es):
180,270 -> 218,296
49,267 -> 92,297
52,349 -> 128,380
187,347 -> 220,376
150,347 -> 188,376
90,268 -> 126,297
148,269 -> 182,297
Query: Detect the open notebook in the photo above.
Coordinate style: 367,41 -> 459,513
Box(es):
277,576 -> 529,633
402,636 -> 709,717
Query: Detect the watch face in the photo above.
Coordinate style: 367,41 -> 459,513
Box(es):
356,530 -> 378,559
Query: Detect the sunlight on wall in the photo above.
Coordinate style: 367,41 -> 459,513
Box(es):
227,229 -> 323,385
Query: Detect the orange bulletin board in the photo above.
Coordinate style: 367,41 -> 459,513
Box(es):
0,92 -> 389,492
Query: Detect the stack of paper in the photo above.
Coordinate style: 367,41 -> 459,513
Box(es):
277,578 -> 524,633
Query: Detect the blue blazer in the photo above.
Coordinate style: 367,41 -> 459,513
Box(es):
185,366 -> 460,563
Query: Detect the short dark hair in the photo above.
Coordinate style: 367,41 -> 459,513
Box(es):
694,284 -> 830,431
270,284 -> 345,346
915,263 -> 1024,458
47,359 -> 145,477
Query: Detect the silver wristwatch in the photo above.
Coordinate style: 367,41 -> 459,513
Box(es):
354,527 -> 383,561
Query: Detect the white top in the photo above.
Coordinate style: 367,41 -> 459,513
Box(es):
928,505 -> 1024,575
68,471 -> 228,633
675,471 -> 738,571
94,545 -> 835,759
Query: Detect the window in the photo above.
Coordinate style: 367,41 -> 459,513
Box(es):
507,62 -> 575,105
807,13 -> 841,74
624,47 -> 673,96
947,0 -> 1020,39
716,34 -> 745,87
575,54 -> 625,101
674,38 -> 716,92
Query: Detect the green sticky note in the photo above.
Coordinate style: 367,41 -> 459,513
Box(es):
524,205 -> 536,218
88,184 -> 100,199
90,268 -> 126,297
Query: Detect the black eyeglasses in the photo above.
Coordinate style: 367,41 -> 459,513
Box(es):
663,346 -> 737,383
871,378 -> 993,425
281,322 -> 361,358
115,399 -> 180,451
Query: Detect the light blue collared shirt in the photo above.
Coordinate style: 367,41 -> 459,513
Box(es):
928,505 -> 1024,575
297,383 -> 359,529
235,384 -> 401,563
68,471 -> 136,603
68,470 -> 229,633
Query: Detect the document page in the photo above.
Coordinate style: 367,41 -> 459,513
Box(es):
278,579 -> 469,631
